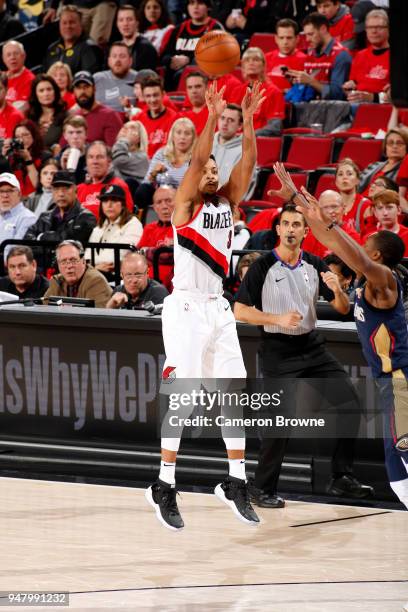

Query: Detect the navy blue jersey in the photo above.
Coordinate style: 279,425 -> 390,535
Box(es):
354,281 -> 408,377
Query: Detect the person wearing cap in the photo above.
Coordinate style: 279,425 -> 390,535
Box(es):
94,42 -> 138,114
85,184 -> 143,274
343,8 -> 389,103
43,5 -> 103,75
0,172 -> 35,260
161,0 -> 223,90
70,71 -> 123,147
24,171 -> 96,254
115,4 -> 158,72
44,239 -> 112,308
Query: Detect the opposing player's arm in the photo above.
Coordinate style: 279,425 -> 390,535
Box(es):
219,82 -> 266,208
173,82 -> 226,226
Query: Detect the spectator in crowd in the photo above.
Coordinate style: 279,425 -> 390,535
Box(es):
265,18 -> 306,93
0,73 -> 24,140
0,246 -> 49,299
59,115 -> 88,184
2,41 -> 35,112
396,154 -> 408,212
316,0 -> 355,49
335,158 -> 374,236
122,69 -> 178,119
94,42 -> 137,114
77,141 -> 134,218
181,71 -> 209,135
106,251 -> 168,309
287,12 -> 351,101
24,171 -> 96,247
70,71 -> 123,147
43,5 -> 103,75
138,0 -> 175,55
85,184 -> 143,274
137,75 -> 179,157
161,0 -> 223,90
47,62 -> 76,110
112,121 -> 149,184
343,9 -> 389,103
212,104 -> 244,188
2,120 -> 47,197
323,253 -> 356,294
0,173 -> 36,259
27,75 -> 67,148
44,239 -> 112,307
138,185 -> 175,288
231,47 -> 285,136
115,4 -> 158,71
359,128 -> 408,195
368,176 -> 399,201
0,0 -> 25,42
24,159 -> 59,219
136,117 -> 195,210
367,190 -> 408,254
236,251 -> 261,284
224,0 -> 275,45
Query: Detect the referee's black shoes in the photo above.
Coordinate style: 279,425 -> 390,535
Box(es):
249,483 -> 286,509
326,475 -> 374,499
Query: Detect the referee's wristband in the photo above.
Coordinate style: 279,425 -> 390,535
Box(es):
289,190 -> 301,204
326,221 -> 338,231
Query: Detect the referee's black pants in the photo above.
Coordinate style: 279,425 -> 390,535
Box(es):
254,330 -> 361,494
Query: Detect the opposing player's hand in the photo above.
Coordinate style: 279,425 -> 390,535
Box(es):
296,186 -> 323,224
321,271 -> 342,294
241,81 -> 266,119
267,162 -> 298,202
274,311 -> 303,330
205,81 -> 226,117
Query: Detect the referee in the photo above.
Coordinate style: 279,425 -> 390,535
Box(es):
235,204 -> 373,507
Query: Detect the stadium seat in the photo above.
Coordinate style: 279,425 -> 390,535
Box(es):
248,33 -> 277,53
338,137 -> 383,170
313,173 -> 337,199
284,137 -> 333,171
256,137 -> 282,168
398,108 -> 408,125
334,104 -> 393,138
263,172 -> 308,204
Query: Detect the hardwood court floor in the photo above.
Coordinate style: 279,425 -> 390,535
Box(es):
0,476 -> 407,611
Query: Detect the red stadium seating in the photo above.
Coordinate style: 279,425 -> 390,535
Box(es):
398,108 -> 408,125
334,104 -> 393,138
240,200 -> 279,225
256,137 -> 282,167
338,137 -> 383,170
263,172 -> 308,204
248,33 -> 277,53
313,173 -> 337,199
284,137 -> 333,171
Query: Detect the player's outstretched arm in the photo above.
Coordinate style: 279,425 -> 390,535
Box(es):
219,81 -> 266,208
173,82 -> 226,226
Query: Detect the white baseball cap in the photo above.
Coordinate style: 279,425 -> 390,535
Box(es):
0,172 -> 21,191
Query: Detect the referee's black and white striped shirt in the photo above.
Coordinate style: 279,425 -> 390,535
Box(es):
236,249 -> 335,336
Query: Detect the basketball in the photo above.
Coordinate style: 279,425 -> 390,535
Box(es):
195,31 -> 241,77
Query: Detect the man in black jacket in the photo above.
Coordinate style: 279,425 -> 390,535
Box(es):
0,245 -> 49,299
24,171 -> 96,259
43,5 -> 103,74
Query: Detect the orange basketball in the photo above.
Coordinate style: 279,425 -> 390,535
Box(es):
195,31 -> 241,77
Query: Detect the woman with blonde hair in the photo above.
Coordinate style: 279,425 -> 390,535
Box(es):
46,62 -> 75,109
335,158 -> 374,236
112,120 -> 149,183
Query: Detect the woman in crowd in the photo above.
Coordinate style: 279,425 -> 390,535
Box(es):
112,121 -> 149,184
46,62 -> 76,110
359,128 -> 408,196
27,74 -> 67,148
138,0 -> 174,55
135,117 -> 196,210
24,159 -> 59,219
85,185 -> 143,275
335,158 -> 374,236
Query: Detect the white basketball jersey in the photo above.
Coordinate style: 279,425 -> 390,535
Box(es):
172,196 -> 233,294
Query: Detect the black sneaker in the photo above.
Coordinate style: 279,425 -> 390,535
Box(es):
214,476 -> 260,525
145,479 -> 184,531
326,475 -> 374,499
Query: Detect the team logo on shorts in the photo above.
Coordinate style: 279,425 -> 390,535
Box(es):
162,366 -> 176,383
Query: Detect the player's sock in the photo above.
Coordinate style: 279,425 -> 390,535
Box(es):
159,460 -> 176,486
228,458 -> 246,481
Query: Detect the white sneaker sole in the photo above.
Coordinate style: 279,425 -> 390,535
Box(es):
214,484 -> 259,526
145,486 -> 184,531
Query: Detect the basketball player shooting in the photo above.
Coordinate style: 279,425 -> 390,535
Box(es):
145,80 -> 266,530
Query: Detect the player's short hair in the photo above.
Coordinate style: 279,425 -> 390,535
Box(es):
372,189 -> 400,208
275,18 -> 299,35
6,245 -> 34,263
141,75 -> 164,92
323,253 -> 356,284
370,230 -> 405,268
303,12 -> 330,30
278,203 -> 306,226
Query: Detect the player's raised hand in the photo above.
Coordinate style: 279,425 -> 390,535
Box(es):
274,311 -> 303,330
205,81 -> 226,117
241,80 -> 266,119
320,271 -> 343,294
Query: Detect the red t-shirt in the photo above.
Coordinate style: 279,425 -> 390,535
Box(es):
73,103 -> 124,147
181,105 -> 208,135
247,208 -> 279,233
303,219 -> 361,258
265,50 -> 306,91
397,154 -> 408,188
5,68 -> 35,104
350,47 -> 390,93
230,81 -> 285,130
343,193 -> 375,236
138,221 -> 174,289
365,224 -> 408,256
0,102 -> 24,138
63,91 -> 76,109
77,177 -> 133,219
138,107 -> 179,157
133,95 -> 178,114
208,74 -> 242,102
330,13 -> 355,45
304,40 -> 348,85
